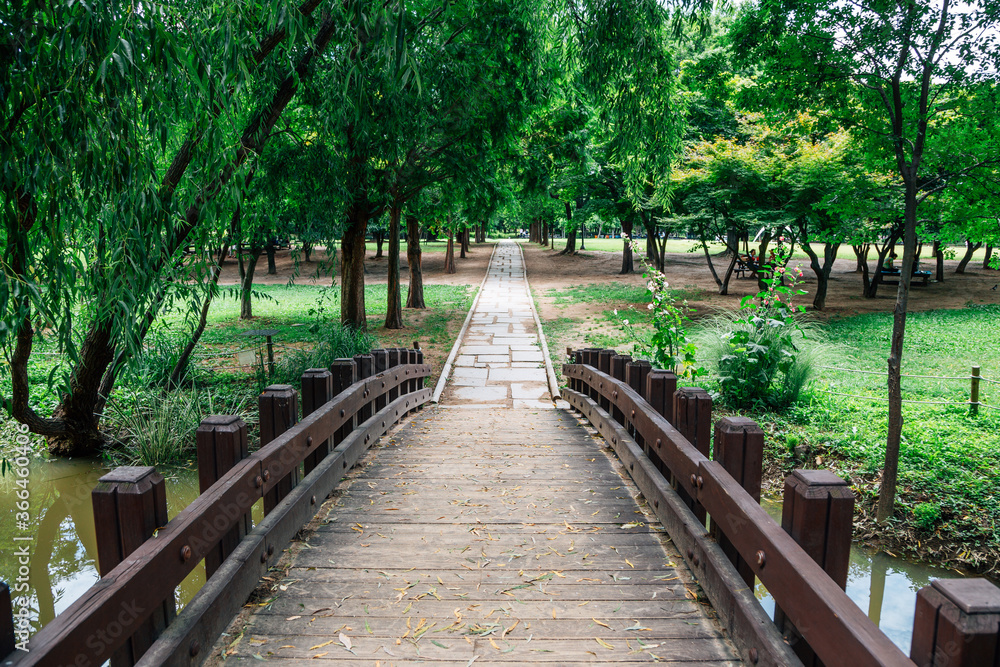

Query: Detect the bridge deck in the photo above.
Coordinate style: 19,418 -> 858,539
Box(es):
219,242 -> 740,664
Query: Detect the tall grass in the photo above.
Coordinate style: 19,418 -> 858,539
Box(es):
275,324 -> 379,384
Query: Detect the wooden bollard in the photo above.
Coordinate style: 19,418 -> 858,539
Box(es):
259,384 -> 300,515
774,469 -> 855,666
970,364 -> 981,416
196,415 -> 251,578
646,370 -> 677,426
609,354 -> 632,426
645,370 -> 678,475
415,346 -> 425,390
331,359 -> 356,445
712,417 -> 765,587
371,349 -> 389,412
302,368 -> 334,476
596,350 -> 616,412
1,582 -> 16,659
673,387 -> 712,457
92,466 -> 174,666
911,578 -> 1000,667
387,348 -> 401,403
354,353 -> 375,422
626,360 -> 652,445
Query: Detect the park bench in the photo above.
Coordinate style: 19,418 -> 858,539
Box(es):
734,254 -> 762,279
880,267 -> 932,286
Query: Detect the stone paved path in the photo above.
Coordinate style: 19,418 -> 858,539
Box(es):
443,241 -> 553,409
222,241 -> 740,665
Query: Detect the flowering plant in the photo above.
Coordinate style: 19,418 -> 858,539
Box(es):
718,243 -> 809,407
614,234 -> 702,379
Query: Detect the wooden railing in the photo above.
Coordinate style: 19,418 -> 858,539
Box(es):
563,347 -> 1000,667
0,348 -> 431,667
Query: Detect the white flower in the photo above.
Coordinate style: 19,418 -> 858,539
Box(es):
647,303 -> 654,310
622,319 -> 629,326
613,309 -> 618,316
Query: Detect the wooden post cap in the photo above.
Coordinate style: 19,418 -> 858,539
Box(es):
932,578 -> 1000,614
98,466 -> 158,485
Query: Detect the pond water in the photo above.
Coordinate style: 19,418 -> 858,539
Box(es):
0,456 -> 207,637
755,497 -> 963,653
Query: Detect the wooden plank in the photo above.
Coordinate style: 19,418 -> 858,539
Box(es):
214,404 -> 740,667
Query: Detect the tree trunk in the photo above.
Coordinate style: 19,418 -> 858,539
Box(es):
956,240 -> 981,273
550,221 -> 554,250
241,245 -> 263,319
265,241 -> 277,274
374,230 -> 385,259
444,228 -> 457,274
460,228 -> 468,258
341,199 -> 369,329
701,237 -> 724,292
852,244 -> 870,272
170,243 -> 230,385
932,240 -> 944,282
579,220 -> 586,250
620,220 -> 634,274
984,243 -> 994,269
878,178 -> 919,523
801,240 -> 841,311
540,219 -> 548,246
562,228 -> 577,255
303,241 -> 312,262
384,203 -> 404,329
405,214 -> 425,308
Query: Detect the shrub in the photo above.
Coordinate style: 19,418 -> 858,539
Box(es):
707,257 -> 817,409
275,323 -> 379,384
119,331 -> 190,388
104,388 -> 204,466
913,502 -> 941,531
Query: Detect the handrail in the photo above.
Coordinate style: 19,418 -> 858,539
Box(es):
564,363 -> 913,667
4,362 -> 432,667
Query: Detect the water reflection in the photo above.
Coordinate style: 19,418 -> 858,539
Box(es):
0,457 -> 204,637
756,497 -> 960,653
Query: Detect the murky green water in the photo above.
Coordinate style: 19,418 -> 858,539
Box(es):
0,456 -> 207,637
755,497 -> 963,653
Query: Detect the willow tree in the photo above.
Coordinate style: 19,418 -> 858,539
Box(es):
2,0 -> 341,455
732,0 -> 1000,520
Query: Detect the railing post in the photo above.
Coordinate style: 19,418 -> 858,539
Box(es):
646,370 -> 677,425
609,354 -> 632,424
597,349 -> 615,412
259,384 -> 300,515
196,415 -> 251,578
414,345 -> 425,391
331,359 -> 356,445
301,368 -> 334,476
711,417 -> 764,588
774,469 -> 855,667
387,348 -> 401,403
581,348 -> 600,403
1,582 -> 15,659
626,360 -> 652,446
354,353 -> 375,422
571,349 -> 583,392
645,370 -> 678,476
673,387 -> 712,457
92,466 -> 175,666
372,349 -> 389,412
970,364 -> 981,416
911,578 -> 1000,667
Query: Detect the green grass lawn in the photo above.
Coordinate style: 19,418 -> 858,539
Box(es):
539,279 -> 1000,573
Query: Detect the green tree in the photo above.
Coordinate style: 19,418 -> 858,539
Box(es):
732,0 -> 1000,520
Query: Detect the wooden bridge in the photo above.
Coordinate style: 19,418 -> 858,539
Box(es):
3,241 -> 999,666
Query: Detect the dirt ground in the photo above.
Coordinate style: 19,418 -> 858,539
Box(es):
213,245 -> 494,384
523,241 -> 1000,354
